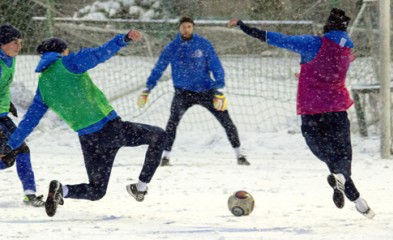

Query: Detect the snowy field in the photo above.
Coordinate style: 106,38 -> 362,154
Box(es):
0,126 -> 392,240
0,55 -> 389,239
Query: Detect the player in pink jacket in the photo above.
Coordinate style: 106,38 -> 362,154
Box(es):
228,8 -> 374,219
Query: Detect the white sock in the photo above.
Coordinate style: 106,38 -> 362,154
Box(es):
162,150 -> 171,159
62,185 -> 69,197
136,180 -> 147,192
234,147 -> 242,157
24,190 -> 35,195
354,197 -> 369,212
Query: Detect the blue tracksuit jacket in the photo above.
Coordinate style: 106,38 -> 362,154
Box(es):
146,33 -> 225,92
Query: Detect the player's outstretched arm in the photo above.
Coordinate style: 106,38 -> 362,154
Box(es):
63,29 -> 142,74
228,19 -> 267,42
229,18 -> 317,55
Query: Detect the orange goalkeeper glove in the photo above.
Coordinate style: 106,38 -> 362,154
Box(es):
137,88 -> 150,108
213,90 -> 228,111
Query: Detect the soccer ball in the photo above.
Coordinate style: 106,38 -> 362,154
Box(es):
228,190 -> 255,216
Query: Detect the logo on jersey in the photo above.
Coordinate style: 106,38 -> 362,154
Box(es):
192,49 -> 203,58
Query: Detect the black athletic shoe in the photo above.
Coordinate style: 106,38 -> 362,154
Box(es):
45,180 -> 64,217
237,155 -> 250,165
126,184 -> 147,202
327,174 -> 345,209
160,157 -> 170,166
23,194 -> 45,207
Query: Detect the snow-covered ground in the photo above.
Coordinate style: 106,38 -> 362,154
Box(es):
0,125 -> 392,240
0,53 -> 389,239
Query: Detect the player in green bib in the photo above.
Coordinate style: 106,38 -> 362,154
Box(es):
0,24 -> 45,207
0,30 -> 167,217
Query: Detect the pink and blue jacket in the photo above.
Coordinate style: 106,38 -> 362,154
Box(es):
238,21 -> 354,115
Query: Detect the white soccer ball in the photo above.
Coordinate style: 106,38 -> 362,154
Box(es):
228,190 -> 255,216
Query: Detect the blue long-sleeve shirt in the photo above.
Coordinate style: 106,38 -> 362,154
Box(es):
146,33 -> 225,92
7,34 -> 129,150
237,20 -> 353,64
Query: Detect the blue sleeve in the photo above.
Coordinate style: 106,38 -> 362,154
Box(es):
206,42 -> 225,89
146,44 -> 172,90
266,32 -> 321,56
238,20 -> 266,41
62,34 -> 129,74
7,88 -> 48,150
